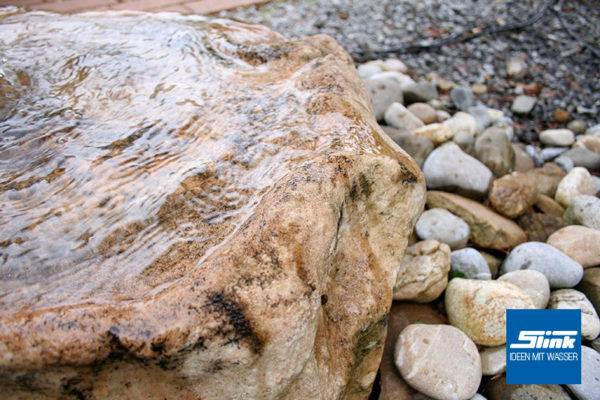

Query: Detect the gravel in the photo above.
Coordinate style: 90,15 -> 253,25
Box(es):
224,0 -> 600,138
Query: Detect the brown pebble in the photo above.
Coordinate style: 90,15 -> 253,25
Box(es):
553,109 -> 569,123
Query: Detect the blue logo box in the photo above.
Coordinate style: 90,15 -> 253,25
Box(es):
506,309 -> 581,384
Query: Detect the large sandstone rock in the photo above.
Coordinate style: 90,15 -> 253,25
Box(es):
0,11 -> 425,400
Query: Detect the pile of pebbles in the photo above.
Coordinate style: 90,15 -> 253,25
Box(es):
224,0 -> 600,138
360,58 -> 600,400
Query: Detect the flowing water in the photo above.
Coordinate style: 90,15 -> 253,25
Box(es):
0,8 -> 382,313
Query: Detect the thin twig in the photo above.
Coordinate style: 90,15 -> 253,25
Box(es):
350,0 -> 555,62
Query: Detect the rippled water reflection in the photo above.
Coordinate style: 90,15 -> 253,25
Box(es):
0,9 -> 383,311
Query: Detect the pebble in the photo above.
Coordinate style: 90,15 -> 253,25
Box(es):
412,123 -> 453,145
383,102 -> 424,131
587,123 -> 600,136
567,346 -> 600,400
525,167 -> 565,197
553,156 -> 574,173
525,144 -> 544,166
445,278 -> 534,345
567,119 -> 587,134
406,102 -> 437,124
452,130 -> 475,154
471,83 -> 487,95
574,135 -> 600,153
554,167 -> 596,208
415,208 -> 470,250
479,345 -> 506,375
534,194 -> 565,216
516,213 -> 567,242
511,143 -> 535,172
422,143 -> 493,198
562,147 -> 600,171
450,248 -> 491,280
383,58 -> 407,73
381,126 -> 433,167
450,86 -> 475,111
511,95 -> 537,115
487,108 -> 504,120
490,116 -> 514,141
593,176 -> 600,194
547,226 -> 600,268
548,289 -> 600,340
365,77 -> 403,121
540,146 -> 569,162
470,394 -> 487,400
357,63 -> 382,79
474,126 -> 515,177
577,268 -> 599,316
553,108 -> 569,123
442,111 -> 478,136
371,71 -> 416,89
481,251 -> 501,278
435,109 -> 451,122
488,172 -> 538,218
393,240 -> 451,303
402,80 -> 438,104
506,57 -> 526,78
501,241 -> 584,288
394,324 -> 481,400
427,190 -> 526,249
486,376 -> 571,400
564,195 -> 600,230
467,104 -> 492,133
498,270 -> 550,308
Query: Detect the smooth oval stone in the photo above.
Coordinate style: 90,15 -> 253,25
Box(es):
384,102 -> 424,131
450,248 -> 491,280
394,324 -> 481,400
357,63 -> 382,79
547,225 -> 600,268
539,129 -> 575,146
498,270 -> 550,308
574,135 -> 600,153
534,194 -> 565,216
567,346 -> 600,400
394,240 -> 451,303
562,147 -> 600,171
415,208 -> 470,250
511,95 -> 537,115
555,167 -> 596,207
422,143 -> 493,198
407,102 -> 437,124
381,126 -> 434,168
548,289 -> 600,340
467,104 -> 492,133
564,195 -> 600,230
501,242 -> 584,288
480,345 -> 506,375
445,278 -> 534,345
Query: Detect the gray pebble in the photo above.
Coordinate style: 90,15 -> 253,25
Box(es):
565,195 -> 600,230
365,77 -> 403,121
402,80 -> 437,104
511,95 -> 537,115
451,248 -> 491,280
501,242 -> 584,288
567,346 -> 600,400
554,156 -> 574,173
562,147 -> 600,172
450,86 -> 475,111
467,104 -> 492,133
541,147 -> 569,162
415,208 -> 470,250
422,142 -> 493,198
